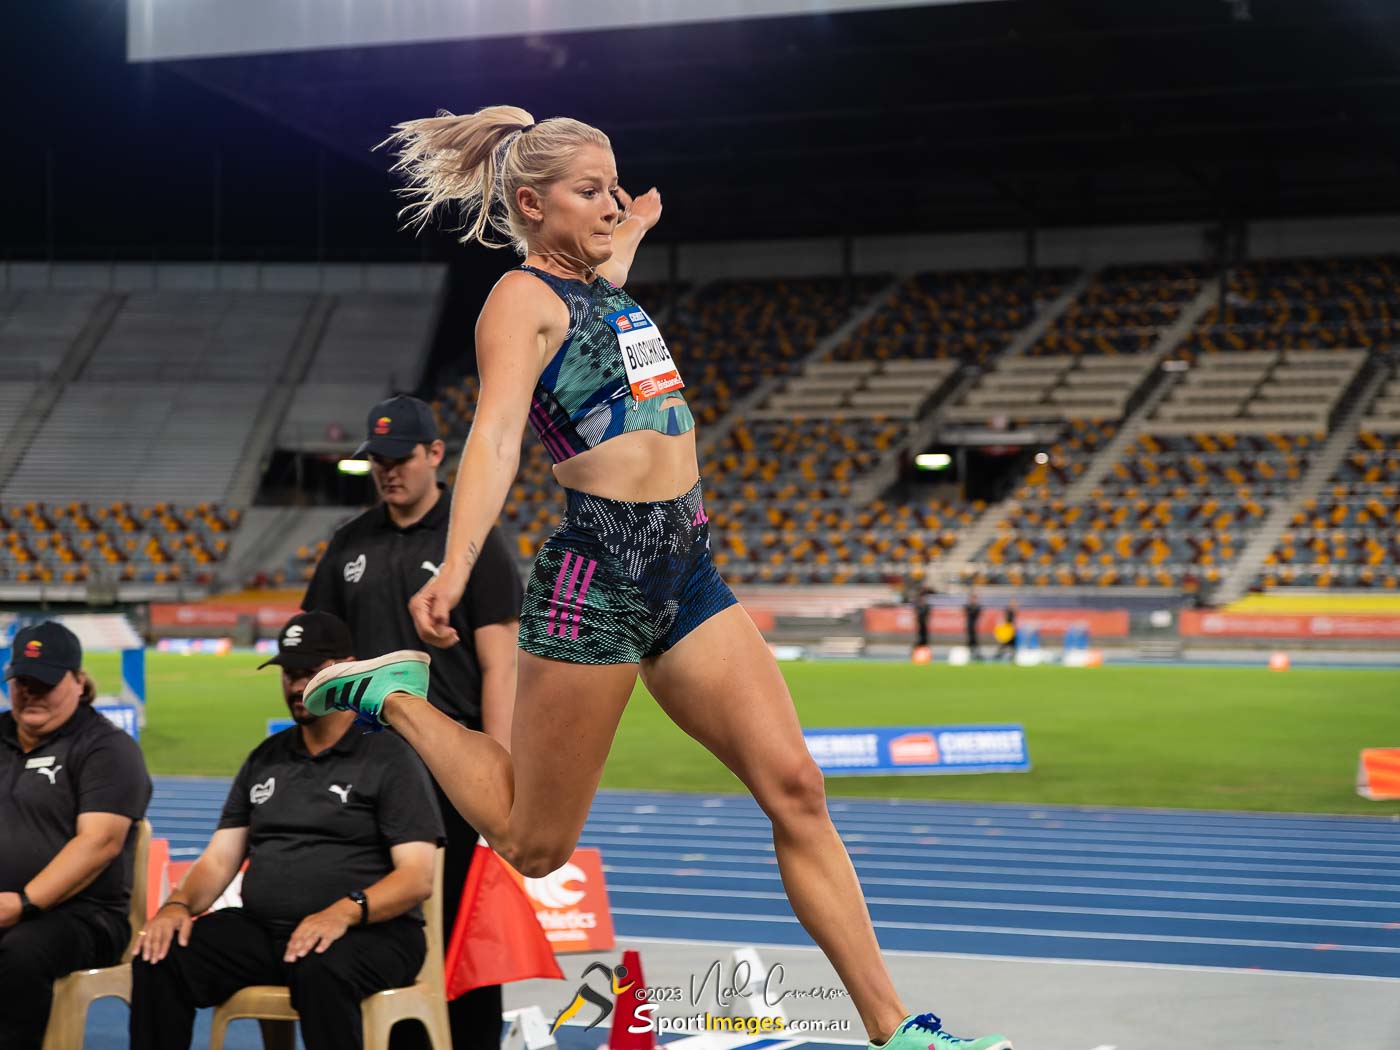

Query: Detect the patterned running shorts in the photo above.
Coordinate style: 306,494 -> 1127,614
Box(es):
518,480 -> 737,665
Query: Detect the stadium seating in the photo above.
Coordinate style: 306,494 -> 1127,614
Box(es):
650,274 -> 889,425
280,292 -> 439,451
3,381 -> 268,505
944,354 -> 1156,425
1262,426 -> 1400,589
973,431 -> 1317,588
1150,349 -> 1365,433
1026,263 -> 1210,356
0,501 -> 240,584
758,359 -> 959,419
1,291 -> 104,380
82,291 -> 309,382
1184,255 -> 1400,356
1011,419 -> 1120,501
828,267 -> 1076,366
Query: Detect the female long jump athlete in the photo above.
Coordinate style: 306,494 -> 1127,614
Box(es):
306,105 -> 1011,1050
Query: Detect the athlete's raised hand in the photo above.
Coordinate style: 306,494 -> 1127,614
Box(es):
616,186 -> 662,232
409,570 -> 465,648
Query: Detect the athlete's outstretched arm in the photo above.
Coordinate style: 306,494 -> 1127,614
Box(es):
596,187 -> 661,287
409,274 -> 552,646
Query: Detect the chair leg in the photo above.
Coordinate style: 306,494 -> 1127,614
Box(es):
41,988 -> 95,1050
425,1008 -> 453,1050
259,1018 -> 297,1050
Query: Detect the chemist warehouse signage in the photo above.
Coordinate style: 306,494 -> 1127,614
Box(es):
803,724 -> 1030,776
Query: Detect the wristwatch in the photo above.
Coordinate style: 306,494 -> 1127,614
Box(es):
346,889 -> 369,925
18,889 -> 42,921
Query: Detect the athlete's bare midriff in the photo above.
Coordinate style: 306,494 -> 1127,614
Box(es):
550,425 -> 700,502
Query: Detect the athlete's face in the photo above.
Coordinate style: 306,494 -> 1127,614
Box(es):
533,146 -> 621,268
369,440 -> 444,510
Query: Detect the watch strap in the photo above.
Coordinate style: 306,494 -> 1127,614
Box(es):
346,890 -> 369,925
18,889 -> 42,921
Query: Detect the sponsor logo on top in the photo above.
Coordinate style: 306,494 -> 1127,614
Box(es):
615,315 -> 633,331
24,640 -> 42,658
373,416 -> 392,435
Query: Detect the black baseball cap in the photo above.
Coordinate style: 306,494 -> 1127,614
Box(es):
5,622 -> 83,687
258,612 -> 355,672
354,395 -> 440,459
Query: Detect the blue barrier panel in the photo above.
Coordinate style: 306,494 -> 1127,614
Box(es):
96,704 -> 141,740
802,724 -> 1030,776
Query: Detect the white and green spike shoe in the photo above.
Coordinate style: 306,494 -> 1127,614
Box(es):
873,1014 -> 1012,1050
303,650 -> 430,731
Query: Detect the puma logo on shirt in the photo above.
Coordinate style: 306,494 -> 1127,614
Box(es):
328,784 -> 352,804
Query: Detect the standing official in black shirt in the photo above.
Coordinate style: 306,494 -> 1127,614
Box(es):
302,394 -> 523,1050
0,621 -> 152,1050
130,612 -> 444,1050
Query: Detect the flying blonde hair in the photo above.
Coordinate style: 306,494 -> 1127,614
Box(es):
380,104 -> 611,254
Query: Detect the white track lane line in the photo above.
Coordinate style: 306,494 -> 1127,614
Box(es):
610,907 -> 1400,954
603,883 -> 1397,930
601,862 -> 1400,908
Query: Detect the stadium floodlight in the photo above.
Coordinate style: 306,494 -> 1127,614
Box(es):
914,453 -> 952,471
337,459 -> 372,475
1034,452 -> 1049,464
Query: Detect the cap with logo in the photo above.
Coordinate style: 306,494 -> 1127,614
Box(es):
258,611 -> 355,672
355,395 -> 440,459
5,621 -> 83,687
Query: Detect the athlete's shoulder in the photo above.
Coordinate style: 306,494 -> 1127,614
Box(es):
490,268 -> 562,306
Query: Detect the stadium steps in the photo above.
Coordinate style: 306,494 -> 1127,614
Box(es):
831,271 -> 1092,507
224,295 -> 335,506
1215,354 -> 1393,605
217,506 -> 304,589
931,280 -> 1217,587
696,275 -> 904,459
882,272 -> 1096,581
1060,282 -> 1219,503
996,269 -> 1095,359
0,293 -> 123,492
848,365 -> 982,507
225,505 -> 356,591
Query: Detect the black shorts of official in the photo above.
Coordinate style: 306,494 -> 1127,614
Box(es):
518,480 -> 737,664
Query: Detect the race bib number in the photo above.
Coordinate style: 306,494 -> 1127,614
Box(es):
605,307 -> 684,401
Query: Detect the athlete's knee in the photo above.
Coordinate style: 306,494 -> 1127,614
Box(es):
755,755 -> 828,825
504,833 -> 579,880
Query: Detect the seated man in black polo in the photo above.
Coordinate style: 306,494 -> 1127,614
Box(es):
130,611 -> 444,1050
0,621 -> 152,1050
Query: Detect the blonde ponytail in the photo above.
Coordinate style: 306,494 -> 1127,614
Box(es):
381,104 -> 610,254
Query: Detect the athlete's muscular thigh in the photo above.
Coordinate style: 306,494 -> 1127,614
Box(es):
640,605 -> 820,811
506,651 -> 637,877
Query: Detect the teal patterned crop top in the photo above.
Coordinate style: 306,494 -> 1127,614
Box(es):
520,265 -> 695,464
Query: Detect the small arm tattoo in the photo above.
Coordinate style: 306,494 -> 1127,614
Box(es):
460,541 -> 480,574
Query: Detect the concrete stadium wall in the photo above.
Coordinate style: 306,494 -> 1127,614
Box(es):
630,211 -> 1400,283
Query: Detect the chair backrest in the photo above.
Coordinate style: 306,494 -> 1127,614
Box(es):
121,819 -> 153,963
419,847 -> 445,994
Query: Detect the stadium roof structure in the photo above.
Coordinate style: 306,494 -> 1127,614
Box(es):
8,0 -> 1400,257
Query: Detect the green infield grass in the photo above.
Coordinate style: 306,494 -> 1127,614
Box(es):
86,652 -> 1399,815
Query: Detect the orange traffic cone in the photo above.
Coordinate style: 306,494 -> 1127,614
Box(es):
602,949 -> 655,1050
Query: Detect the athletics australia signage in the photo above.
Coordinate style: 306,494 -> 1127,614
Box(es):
802,724 -> 1030,776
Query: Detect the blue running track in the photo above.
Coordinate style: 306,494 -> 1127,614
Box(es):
149,777 -> 1400,981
